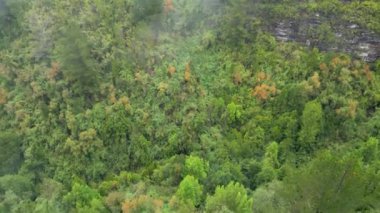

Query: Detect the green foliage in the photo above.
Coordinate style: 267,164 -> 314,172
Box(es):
152,155 -> 184,186
256,142 -> 279,185
132,0 -> 163,23
0,175 -> 35,212
298,100 -> 323,152
0,175 -> 33,199
208,161 -> 247,190
0,0 -> 28,47
33,197 -> 64,213
0,190 -> 34,213
205,182 -> 253,213
277,150 -> 379,212
168,0 -> 207,35
252,181 -> 287,213
175,175 -> 203,207
31,178 -> 65,213
128,134 -> 154,170
0,0 -> 379,211
241,159 -> 261,189
63,182 -> 106,212
60,128 -> 107,183
0,131 -> 23,175
226,102 -> 242,124
56,23 -> 99,97
361,137 -> 379,164
183,155 -> 209,181
37,178 -> 64,200
122,194 -> 163,213
218,0 -> 259,48
314,23 -> 337,46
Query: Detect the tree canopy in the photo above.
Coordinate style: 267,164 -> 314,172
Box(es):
0,0 -> 379,212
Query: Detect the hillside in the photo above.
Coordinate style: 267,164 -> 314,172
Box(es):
0,0 -> 380,212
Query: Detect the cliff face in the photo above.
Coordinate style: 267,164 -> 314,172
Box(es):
271,17 -> 380,62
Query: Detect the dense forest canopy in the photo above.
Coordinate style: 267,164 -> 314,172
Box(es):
0,0 -> 380,212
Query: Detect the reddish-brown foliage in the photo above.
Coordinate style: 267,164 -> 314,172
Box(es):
118,96 -> 130,111
168,65 -> 176,77
252,84 -> 277,101
164,0 -> 174,14
184,62 -> 191,82
108,85 -> 117,104
47,62 -> 60,80
256,71 -> 267,82
0,88 -> 7,104
348,100 -> 358,118
310,72 -> 321,89
336,100 -> 358,119
122,195 -> 163,213
233,71 -> 242,85
105,192 -> 125,211
363,64 -> 373,81
331,57 -> 340,68
319,63 -> 328,71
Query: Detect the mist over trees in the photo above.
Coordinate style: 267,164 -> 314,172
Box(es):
0,0 -> 380,212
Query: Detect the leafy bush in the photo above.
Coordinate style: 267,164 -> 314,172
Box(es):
205,182 -> 253,213
122,195 -> 163,213
63,182 -> 106,212
183,155 -> 209,181
0,175 -> 33,199
0,132 -> 23,175
175,175 -> 203,207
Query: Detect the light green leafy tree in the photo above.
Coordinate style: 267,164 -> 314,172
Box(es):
205,182 -> 253,213
256,142 -> 279,185
175,175 -> 203,207
226,102 -> 242,124
298,100 -> 323,152
183,155 -> 209,181
63,182 -> 106,212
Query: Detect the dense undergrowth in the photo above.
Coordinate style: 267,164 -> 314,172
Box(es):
0,0 -> 380,212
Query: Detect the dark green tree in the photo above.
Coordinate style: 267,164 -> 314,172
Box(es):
56,23 -> 99,100
278,151 -> 379,212
0,131 -> 23,175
